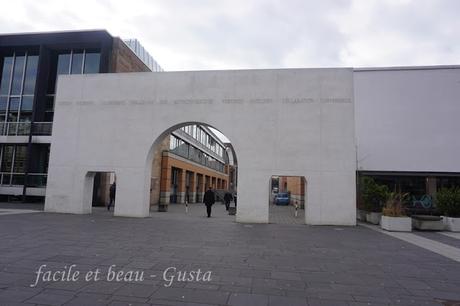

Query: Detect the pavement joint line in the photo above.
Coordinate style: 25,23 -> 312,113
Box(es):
439,232 -> 460,240
359,222 -> 460,263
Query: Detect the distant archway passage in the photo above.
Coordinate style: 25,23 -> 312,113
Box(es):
147,123 -> 237,212
269,175 -> 306,224
45,69 -> 357,225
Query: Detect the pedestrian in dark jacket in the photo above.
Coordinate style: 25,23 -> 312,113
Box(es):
203,187 -> 216,217
107,182 -> 116,211
223,192 -> 233,211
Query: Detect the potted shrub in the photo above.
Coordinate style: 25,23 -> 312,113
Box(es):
359,177 -> 388,224
381,191 -> 411,232
436,187 -> 460,232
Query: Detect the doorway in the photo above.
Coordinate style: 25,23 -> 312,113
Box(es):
269,175 -> 306,224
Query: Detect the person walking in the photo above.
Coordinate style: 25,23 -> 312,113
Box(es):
107,181 -> 116,211
223,192 -> 233,211
203,187 -> 216,217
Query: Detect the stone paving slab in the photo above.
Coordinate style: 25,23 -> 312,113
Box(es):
0,205 -> 459,305
440,232 -> 460,240
360,222 -> 460,263
414,232 -> 460,249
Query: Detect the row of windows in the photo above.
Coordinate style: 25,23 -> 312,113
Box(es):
0,52 -> 38,96
0,144 -> 49,186
0,145 -> 27,173
0,49 -> 101,128
44,49 -> 101,123
180,125 -> 224,157
362,174 -> 460,198
169,135 -> 225,173
57,50 -> 100,77
47,49 -> 101,96
0,53 -> 38,131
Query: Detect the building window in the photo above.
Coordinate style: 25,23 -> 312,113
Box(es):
192,125 -> 197,138
55,50 -> 100,78
84,52 -> 100,74
0,52 -> 38,135
0,56 -> 13,95
45,49 -> 101,123
71,51 -> 84,74
170,167 -> 180,203
0,144 -> 27,185
57,53 -> 71,76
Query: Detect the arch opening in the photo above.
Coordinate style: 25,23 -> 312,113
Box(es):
83,171 -> 116,214
146,122 -> 238,219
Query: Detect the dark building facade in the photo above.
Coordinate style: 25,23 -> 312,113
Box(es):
0,30 -> 159,201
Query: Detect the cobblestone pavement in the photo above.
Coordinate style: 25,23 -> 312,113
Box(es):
0,204 -> 459,305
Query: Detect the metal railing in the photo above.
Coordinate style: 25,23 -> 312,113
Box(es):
0,172 -> 25,186
0,122 -> 31,136
0,172 -> 47,187
0,122 -> 52,136
32,122 -> 53,136
169,146 -> 226,173
26,173 -> 48,187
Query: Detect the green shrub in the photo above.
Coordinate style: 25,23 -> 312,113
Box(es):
359,177 -> 389,212
436,187 -> 460,217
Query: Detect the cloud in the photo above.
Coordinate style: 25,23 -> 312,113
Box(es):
336,0 -> 460,66
0,0 -> 458,70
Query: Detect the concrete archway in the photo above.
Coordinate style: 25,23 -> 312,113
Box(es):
45,69 -> 357,225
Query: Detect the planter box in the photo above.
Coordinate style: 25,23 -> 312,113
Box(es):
443,216 -> 460,232
357,209 -> 367,221
412,215 -> 444,231
381,215 -> 412,232
366,212 -> 382,225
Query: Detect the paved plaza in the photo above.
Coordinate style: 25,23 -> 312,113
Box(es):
0,203 -> 459,306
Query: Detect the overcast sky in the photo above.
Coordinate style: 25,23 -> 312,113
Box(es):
1,0 -> 459,71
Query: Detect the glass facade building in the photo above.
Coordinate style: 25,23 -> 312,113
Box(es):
357,172 -> 460,214
0,30 -> 160,200
169,125 -> 227,173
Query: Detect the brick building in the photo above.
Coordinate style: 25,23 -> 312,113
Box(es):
277,176 -> 306,208
149,125 -> 235,211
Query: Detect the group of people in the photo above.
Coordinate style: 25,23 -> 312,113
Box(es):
106,182 -> 236,218
203,187 -> 237,218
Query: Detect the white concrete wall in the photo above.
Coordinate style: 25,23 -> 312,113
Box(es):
45,69 -> 356,225
354,67 -> 460,173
